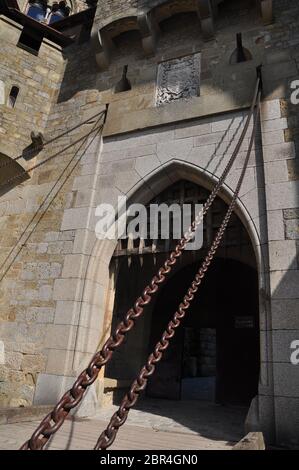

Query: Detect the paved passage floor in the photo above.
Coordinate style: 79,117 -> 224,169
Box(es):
0,399 -> 247,450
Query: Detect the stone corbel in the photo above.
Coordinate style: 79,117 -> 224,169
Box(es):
137,10 -> 160,57
260,0 -> 273,25
91,25 -> 114,71
197,0 -> 215,41
22,131 -> 45,161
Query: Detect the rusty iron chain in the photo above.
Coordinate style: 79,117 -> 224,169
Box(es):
0,110 -> 106,171
94,90 -> 262,451
21,78 -> 260,451
0,113 -> 106,191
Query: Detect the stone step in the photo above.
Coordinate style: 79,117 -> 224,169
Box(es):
0,405 -> 52,425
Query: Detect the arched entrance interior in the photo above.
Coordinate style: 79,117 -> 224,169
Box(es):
104,179 -> 260,412
147,258 -> 260,405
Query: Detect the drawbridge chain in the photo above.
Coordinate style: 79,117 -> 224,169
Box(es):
94,90 -> 261,450
0,109 -> 107,172
20,75 -> 261,451
0,114 -> 106,192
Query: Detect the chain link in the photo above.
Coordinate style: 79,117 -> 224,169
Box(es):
21,79 -> 260,451
94,90 -> 261,450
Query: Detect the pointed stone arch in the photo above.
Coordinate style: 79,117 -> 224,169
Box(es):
95,161 -> 267,420
79,159 -> 269,382
41,157 -> 272,428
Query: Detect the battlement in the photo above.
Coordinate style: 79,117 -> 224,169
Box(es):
92,0 -> 273,70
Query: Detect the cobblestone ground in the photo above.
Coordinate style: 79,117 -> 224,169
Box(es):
0,399 -> 247,450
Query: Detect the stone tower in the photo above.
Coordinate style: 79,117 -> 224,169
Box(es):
0,0 -> 299,448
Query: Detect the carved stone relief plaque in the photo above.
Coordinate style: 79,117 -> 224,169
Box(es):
156,53 -> 201,106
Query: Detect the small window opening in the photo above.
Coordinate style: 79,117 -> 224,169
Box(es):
26,0 -> 47,22
48,1 -> 70,24
114,65 -> 132,93
17,27 -> 43,55
8,86 -> 19,108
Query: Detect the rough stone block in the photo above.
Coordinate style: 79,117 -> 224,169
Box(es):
266,181 -> 299,211
262,142 -> 296,162
260,100 -> 281,121
75,326 -> 102,354
175,122 -> 211,139
262,130 -> 285,146
272,299 -> 299,330
135,154 -> 161,178
271,270 -> 299,299
4,351 -> 23,371
267,210 -> 285,241
287,159 -> 299,182
269,240 -> 297,271
275,397 -> 299,448
81,280 -> 105,308
262,61 -> 297,82
157,138 -> 193,164
44,324 -> 78,350
72,175 -> 95,191
53,278 -> 84,302
125,144 -> 157,159
44,349 -> 75,376
38,284 -> 53,302
273,363 -> 299,397
187,144 -> 216,168
194,131 -> 228,147
61,254 -> 89,279
233,432 -> 265,450
22,354 -> 46,373
211,115 -> 245,133
33,373 -> 76,406
61,208 -> 90,231
54,300 -> 81,326
261,117 -> 288,132
240,188 -> 264,220
26,307 -> 55,324
284,218 -> 299,240
114,170 -> 141,194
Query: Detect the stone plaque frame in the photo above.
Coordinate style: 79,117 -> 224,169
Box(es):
155,53 -> 201,107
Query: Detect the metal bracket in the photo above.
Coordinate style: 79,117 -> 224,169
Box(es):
22,131 -> 45,161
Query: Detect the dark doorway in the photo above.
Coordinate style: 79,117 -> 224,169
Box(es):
146,258 -> 260,406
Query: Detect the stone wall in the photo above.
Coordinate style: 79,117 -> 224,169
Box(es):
0,0 -> 298,447
0,15 -> 66,407
94,0 -> 138,29
0,16 -> 65,158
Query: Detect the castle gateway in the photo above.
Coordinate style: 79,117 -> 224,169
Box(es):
0,0 -> 299,449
